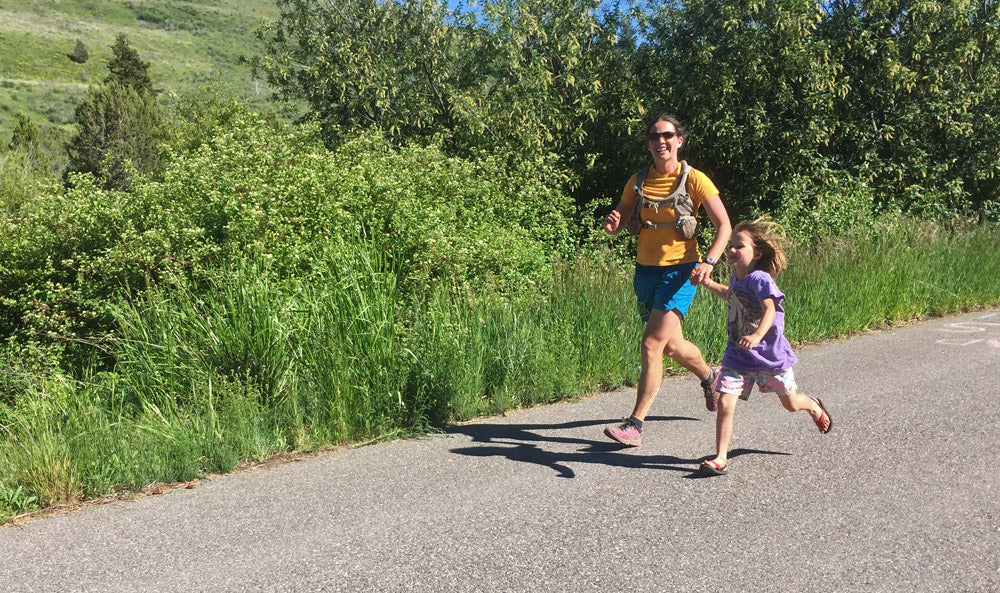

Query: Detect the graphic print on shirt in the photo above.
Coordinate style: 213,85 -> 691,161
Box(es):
728,288 -> 763,340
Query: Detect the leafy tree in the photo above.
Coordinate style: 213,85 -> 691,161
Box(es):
820,0 -> 1000,217
639,0 -> 842,216
620,0 -> 999,222
254,0 -> 999,223
568,5 -> 650,206
254,0 -> 608,186
255,0 -> 460,142
105,34 -> 154,95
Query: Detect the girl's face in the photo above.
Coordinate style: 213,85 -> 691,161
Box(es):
726,230 -> 760,278
646,119 -> 683,164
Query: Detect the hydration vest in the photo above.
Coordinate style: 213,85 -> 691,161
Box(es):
625,160 -> 697,239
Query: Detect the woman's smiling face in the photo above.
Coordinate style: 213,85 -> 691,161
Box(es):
647,119 -> 683,164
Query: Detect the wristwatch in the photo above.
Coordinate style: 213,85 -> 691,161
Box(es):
703,256 -> 717,266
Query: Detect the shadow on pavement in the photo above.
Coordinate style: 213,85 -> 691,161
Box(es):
446,417 -> 790,478
680,448 -> 793,480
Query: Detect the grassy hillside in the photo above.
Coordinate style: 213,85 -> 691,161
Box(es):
0,0 -> 278,155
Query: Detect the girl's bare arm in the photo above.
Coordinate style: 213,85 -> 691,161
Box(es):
699,277 -> 729,300
739,296 -> 776,349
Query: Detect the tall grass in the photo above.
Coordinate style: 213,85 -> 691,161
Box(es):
1,219 -> 999,522
405,254 -> 642,422
781,219 -> 1000,341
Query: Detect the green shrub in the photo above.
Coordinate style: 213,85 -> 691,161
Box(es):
1,214 -> 998,518
0,148 -> 59,216
2,110 -> 580,370
776,168 -> 877,239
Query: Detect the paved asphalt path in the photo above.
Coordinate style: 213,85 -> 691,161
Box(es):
2,309 -> 998,592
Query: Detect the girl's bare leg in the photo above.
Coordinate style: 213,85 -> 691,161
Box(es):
779,391 -> 831,433
777,392 -> 822,420
710,392 -> 739,466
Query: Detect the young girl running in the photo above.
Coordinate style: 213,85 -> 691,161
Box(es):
694,218 -> 832,475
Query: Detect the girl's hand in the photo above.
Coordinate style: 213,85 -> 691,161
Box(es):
689,262 -> 714,285
739,334 -> 763,349
603,210 -> 621,234
740,298 -> 776,349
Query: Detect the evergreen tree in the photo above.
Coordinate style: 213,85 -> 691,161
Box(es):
71,39 -> 89,64
66,82 -> 163,190
6,113 -> 49,173
105,34 -> 154,95
66,35 -> 164,189
9,114 -> 40,153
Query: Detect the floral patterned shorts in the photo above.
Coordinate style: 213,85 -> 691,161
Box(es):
715,366 -> 798,400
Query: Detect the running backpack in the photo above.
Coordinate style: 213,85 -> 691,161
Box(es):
625,161 -> 697,239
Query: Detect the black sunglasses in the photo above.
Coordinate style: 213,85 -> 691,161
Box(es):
647,131 -> 678,141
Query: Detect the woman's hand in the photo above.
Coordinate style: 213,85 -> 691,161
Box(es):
689,262 -> 714,285
603,209 -> 622,234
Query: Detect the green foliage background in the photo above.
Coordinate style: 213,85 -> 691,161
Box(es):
255,0 -> 999,223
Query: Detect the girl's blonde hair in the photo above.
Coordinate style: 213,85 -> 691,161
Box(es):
734,216 -> 788,277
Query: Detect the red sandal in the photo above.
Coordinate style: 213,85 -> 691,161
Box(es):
812,398 -> 832,434
699,459 -> 728,475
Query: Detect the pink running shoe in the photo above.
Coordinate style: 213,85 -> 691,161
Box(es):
604,419 -> 642,447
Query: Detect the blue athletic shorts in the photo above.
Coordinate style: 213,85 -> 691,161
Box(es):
633,262 -> 699,323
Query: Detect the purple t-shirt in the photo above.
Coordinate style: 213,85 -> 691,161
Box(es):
720,270 -> 798,372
